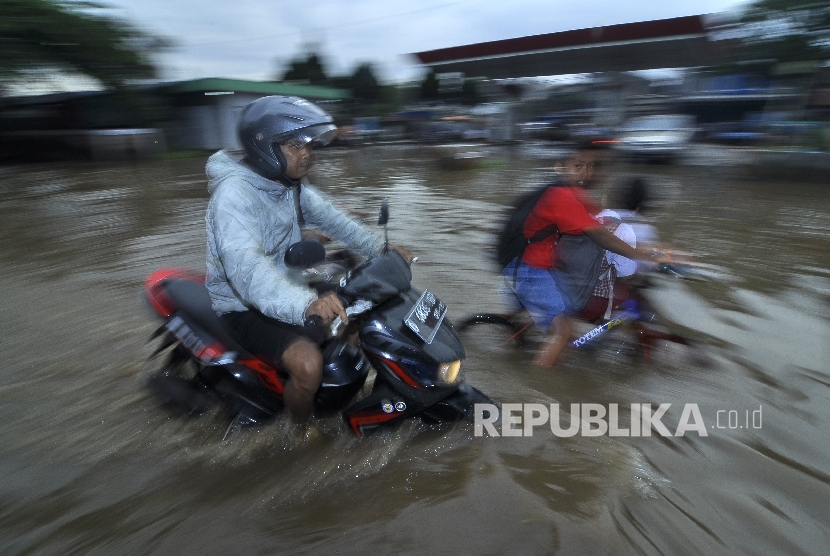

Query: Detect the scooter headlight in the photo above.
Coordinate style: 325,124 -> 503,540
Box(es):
437,360 -> 461,384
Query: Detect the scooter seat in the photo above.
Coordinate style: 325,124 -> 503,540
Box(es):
161,278 -> 245,353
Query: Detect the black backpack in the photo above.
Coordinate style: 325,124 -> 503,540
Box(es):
495,184 -> 560,268
495,183 -> 605,312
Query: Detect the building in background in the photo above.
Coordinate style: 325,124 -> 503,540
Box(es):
0,78 -> 351,163
158,78 -> 351,151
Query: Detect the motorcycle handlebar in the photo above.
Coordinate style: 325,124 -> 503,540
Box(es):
304,297 -> 374,342
655,262 -> 706,281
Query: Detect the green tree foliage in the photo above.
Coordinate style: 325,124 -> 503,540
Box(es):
351,63 -> 380,101
0,0 -> 167,92
722,0 -> 830,76
281,53 -> 328,85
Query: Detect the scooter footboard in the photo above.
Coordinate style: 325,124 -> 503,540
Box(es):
342,380 -> 419,437
343,380 -> 494,436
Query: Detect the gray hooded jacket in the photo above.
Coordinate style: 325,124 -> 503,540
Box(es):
205,150 -> 383,325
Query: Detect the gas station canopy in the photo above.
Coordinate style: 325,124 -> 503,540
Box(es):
412,15 -> 712,78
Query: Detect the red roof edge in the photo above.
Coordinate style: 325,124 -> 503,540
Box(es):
413,15 -> 708,64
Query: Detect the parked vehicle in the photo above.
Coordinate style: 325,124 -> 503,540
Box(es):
614,114 -> 697,162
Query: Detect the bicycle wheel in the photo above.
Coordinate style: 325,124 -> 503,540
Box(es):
634,323 -> 710,368
456,313 -> 531,351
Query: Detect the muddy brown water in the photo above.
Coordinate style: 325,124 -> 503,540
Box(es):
1,144 -> 829,555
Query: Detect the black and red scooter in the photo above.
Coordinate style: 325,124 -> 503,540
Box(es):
143,202 -> 493,437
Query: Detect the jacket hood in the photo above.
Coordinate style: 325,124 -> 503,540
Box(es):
206,150 -> 290,195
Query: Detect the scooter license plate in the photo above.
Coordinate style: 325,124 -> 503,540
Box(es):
404,289 -> 447,344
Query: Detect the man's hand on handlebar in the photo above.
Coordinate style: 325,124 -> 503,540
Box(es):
305,291 -> 348,324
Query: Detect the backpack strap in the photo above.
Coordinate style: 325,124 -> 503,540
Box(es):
523,184 -> 561,248
603,289 -> 615,321
510,224 -> 560,285
503,183 -> 561,286
292,183 -> 305,228
528,223 -> 559,244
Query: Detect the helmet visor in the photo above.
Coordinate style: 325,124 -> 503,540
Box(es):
292,123 -> 338,148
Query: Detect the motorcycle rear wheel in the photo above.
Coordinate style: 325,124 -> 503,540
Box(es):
146,344 -> 215,415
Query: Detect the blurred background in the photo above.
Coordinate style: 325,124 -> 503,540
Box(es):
2,0 -> 830,172
2,1 -> 830,555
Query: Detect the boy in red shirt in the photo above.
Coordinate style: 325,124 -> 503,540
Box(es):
503,143 -> 656,367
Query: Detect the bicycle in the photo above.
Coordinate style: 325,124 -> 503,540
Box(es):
457,263 -> 702,363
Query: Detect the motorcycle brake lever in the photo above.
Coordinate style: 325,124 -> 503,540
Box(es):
346,299 -> 373,316
331,300 -> 374,336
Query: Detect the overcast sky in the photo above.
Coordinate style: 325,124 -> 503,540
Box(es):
95,0 -> 754,84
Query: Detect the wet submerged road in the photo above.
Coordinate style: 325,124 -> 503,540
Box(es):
1,144 -> 829,555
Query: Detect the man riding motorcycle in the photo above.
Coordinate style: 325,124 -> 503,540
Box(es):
205,95 -> 388,426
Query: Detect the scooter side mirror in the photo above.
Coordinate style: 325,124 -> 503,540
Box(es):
378,199 -> 389,227
284,239 -> 326,269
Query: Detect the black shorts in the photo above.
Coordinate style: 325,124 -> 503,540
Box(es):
219,310 -> 309,367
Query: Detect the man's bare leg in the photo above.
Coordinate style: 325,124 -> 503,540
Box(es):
533,313 -> 571,367
280,338 -> 323,423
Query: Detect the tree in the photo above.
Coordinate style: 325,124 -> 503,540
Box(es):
351,63 -> 380,102
281,53 -> 328,85
715,0 -> 830,77
0,0 -> 168,93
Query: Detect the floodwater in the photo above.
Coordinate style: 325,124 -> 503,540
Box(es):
1,143 -> 829,555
